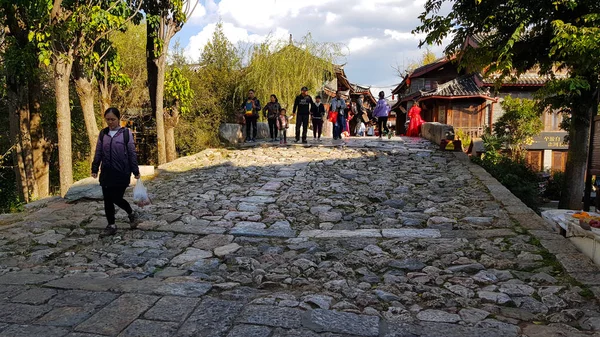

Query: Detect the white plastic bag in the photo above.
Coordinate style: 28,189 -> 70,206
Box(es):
133,179 -> 151,207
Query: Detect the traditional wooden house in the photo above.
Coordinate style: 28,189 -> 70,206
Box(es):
390,55 -> 569,172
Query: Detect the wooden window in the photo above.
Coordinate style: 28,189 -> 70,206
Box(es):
526,151 -> 543,172
448,104 -> 485,138
438,105 -> 446,124
543,112 -> 563,131
424,80 -> 432,90
552,151 -> 567,172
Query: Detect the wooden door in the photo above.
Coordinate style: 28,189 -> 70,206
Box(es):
552,151 -> 567,172
526,151 -> 543,172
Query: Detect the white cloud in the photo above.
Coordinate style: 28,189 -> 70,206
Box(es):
187,2 -> 207,25
184,22 -> 290,63
348,37 -> 376,53
178,0 -> 454,86
384,29 -> 423,41
217,0 -> 337,30
325,12 -> 338,24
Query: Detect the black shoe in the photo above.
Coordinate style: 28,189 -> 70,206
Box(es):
302,140 -> 308,144
128,211 -> 140,229
100,224 -> 117,238
294,139 -> 300,143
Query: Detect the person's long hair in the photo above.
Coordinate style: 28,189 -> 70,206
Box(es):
271,94 -> 278,103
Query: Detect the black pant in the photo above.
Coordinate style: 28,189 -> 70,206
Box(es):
102,185 -> 132,225
296,114 -> 309,142
312,119 -> 323,139
268,118 -> 277,139
377,117 -> 389,137
245,115 -> 257,140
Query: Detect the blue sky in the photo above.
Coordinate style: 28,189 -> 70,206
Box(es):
177,0 -> 451,93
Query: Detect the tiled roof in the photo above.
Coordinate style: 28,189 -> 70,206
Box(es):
482,72 -> 568,87
421,74 -> 491,98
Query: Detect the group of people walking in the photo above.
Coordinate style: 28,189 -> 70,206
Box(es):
240,87 -> 397,144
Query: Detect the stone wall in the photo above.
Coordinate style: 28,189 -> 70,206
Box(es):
421,122 -> 455,145
220,122 -> 333,144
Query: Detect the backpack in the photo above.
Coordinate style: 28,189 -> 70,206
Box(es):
99,127 -> 129,153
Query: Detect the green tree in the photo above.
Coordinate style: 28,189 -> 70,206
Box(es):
0,0 -> 52,201
144,0 -> 197,165
494,96 -> 543,160
30,0 -> 141,196
175,21 -> 241,154
241,33 -> 343,113
394,46 -> 437,78
164,67 -> 193,161
110,22 -> 148,112
414,0 -> 600,210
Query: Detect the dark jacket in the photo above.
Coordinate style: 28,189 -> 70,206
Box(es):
241,97 -> 261,117
263,102 -> 281,119
293,94 -> 313,115
311,102 -> 326,119
92,128 -> 140,187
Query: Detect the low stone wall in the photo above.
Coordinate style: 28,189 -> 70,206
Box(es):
421,122 -> 455,145
220,122 -> 335,144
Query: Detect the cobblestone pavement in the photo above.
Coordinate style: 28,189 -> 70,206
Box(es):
1,137 -> 600,337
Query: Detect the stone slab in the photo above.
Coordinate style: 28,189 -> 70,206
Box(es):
555,253 -> 599,273
37,306 -> 98,327
229,227 -> 297,238
382,229 -> 441,238
303,309 -> 380,336
156,223 -> 226,235
117,319 -> 179,337
178,297 -> 244,337
0,272 -> 60,285
227,324 -> 272,337
144,296 -> 200,322
0,303 -> 51,323
11,287 -> 57,305
75,294 -> 159,336
237,305 -> 304,329
0,324 -> 69,337
298,229 -> 382,239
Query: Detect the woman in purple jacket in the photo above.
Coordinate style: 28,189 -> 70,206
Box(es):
372,91 -> 391,139
92,108 -> 141,237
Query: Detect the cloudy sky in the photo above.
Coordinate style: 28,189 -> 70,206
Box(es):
178,0 -> 451,93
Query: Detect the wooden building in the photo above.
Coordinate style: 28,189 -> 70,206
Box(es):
390,54 -> 569,172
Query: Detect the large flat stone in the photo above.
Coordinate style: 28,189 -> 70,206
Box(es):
0,303 -> 51,323
170,248 -> 213,266
178,297 -> 244,337
0,324 -> 69,337
0,272 -> 60,285
75,294 -> 159,336
37,306 -> 98,327
382,229 -> 441,238
157,223 -> 226,235
117,319 -> 179,337
416,309 -> 460,323
555,253 -> 599,273
303,309 -> 380,336
298,229 -> 382,238
227,325 -> 272,337
237,305 -> 303,329
11,288 -> 57,305
144,296 -> 200,322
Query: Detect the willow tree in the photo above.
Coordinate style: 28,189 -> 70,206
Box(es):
241,34 -> 344,114
145,0 -> 197,165
415,0 -> 600,210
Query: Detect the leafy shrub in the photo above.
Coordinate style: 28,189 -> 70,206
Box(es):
544,171 -> 565,201
472,134 -> 543,211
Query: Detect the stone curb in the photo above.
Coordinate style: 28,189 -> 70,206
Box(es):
455,153 -> 600,297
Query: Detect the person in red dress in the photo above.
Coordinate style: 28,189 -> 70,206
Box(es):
406,101 -> 424,137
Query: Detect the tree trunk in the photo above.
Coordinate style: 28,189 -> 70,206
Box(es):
165,107 -> 179,162
54,57 -> 74,197
18,94 -> 39,200
559,95 -> 594,210
74,63 -> 100,162
155,56 -> 167,164
28,77 -> 50,198
7,88 -> 29,202
99,61 -> 112,113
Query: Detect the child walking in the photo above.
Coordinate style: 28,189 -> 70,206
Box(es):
277,108 -> 289,144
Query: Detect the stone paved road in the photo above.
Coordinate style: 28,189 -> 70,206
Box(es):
1,137 -> 600,337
